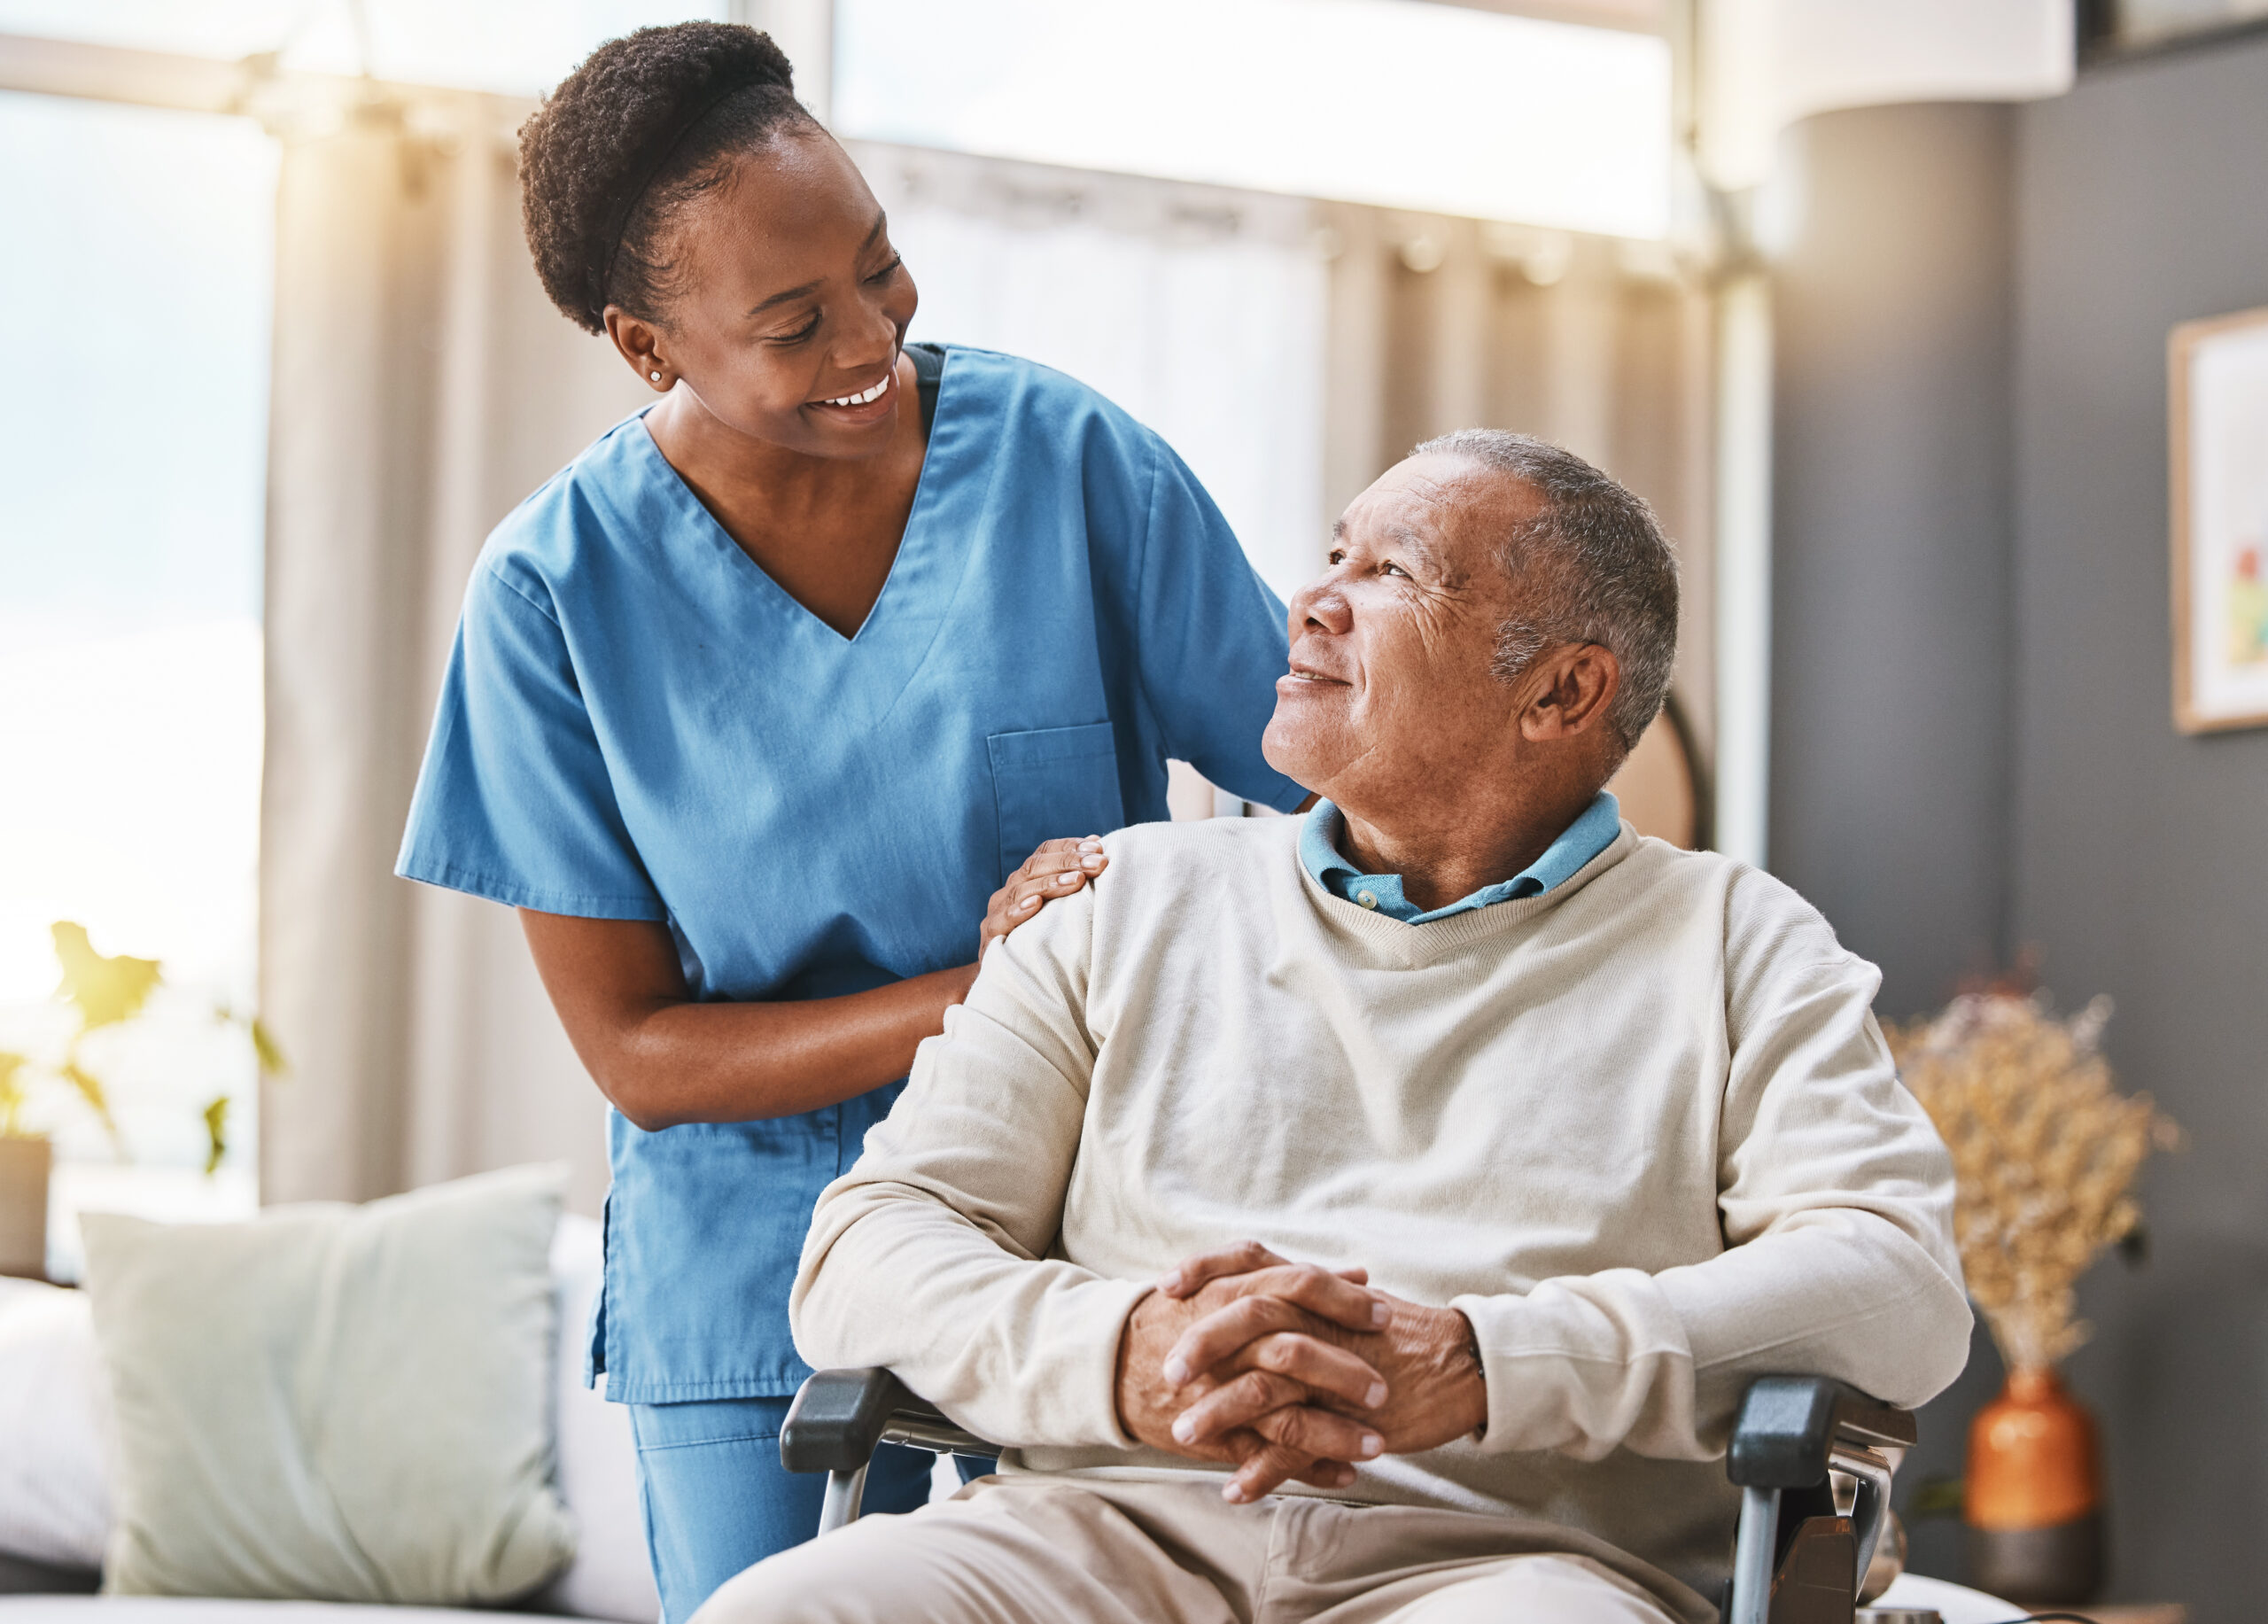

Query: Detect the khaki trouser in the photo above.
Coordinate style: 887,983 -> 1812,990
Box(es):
692,1476 -> 1703,1624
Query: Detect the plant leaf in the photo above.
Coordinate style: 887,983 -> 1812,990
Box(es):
59,1058 -> 125,1156
51,921 -> 162,1032
0,1051 -> 27,1138
214,1004 -> 289,1078
248,1017 -> 288,1078
201,1095 -> 229,1177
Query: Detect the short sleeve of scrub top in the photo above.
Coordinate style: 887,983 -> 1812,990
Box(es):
406,561 -> 666,921
397,346 -> 1305,1404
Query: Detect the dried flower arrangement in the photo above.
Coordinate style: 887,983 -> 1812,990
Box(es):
1885,992 -> 2179,1373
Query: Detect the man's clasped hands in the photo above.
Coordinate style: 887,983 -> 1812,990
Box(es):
1115,1240 -> 1489,1504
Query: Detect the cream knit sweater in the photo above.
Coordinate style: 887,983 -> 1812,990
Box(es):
792,817 -> 1970,1607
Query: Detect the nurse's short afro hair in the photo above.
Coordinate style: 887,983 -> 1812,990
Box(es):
519,21 -> 816,334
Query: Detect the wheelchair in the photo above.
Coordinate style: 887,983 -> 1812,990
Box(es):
781,1367 -> 1917,1624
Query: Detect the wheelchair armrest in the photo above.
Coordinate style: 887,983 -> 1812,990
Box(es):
1727,1374 -> 1916,1489
781,1367 -> 996,1474
781,1368 -> 931,1473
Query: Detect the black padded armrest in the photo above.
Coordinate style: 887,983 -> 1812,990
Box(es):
781,1367 -> 948,1474
1726,1375 -> 1916,1489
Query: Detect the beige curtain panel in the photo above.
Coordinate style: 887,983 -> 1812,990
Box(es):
259,88 -> 643,1214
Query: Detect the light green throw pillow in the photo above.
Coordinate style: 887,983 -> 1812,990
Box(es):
81,1164 -> 577,1605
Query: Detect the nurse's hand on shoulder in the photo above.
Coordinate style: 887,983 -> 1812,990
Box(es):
979,836 -> 1108,957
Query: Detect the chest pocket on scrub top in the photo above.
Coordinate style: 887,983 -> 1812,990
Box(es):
986,723 -> 1125,888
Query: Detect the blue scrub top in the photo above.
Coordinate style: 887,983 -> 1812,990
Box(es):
398,346 -> 1306,1403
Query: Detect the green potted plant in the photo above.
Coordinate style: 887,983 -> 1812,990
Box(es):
0,921 -> 281,1280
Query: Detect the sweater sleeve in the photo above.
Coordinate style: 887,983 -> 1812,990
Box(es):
788,882 -> 1148,1449
1451,866 -> 1971,1462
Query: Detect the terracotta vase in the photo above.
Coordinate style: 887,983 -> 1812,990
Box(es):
0,1134 -> 51,1279
1965,1366 -> 2105,1605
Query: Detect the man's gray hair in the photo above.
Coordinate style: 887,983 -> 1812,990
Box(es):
1414,429 -> 1680,753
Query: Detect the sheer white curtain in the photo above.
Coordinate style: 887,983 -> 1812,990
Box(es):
855,142 -> 1332,602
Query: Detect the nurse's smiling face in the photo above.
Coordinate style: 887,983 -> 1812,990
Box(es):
604,129 -> 920,461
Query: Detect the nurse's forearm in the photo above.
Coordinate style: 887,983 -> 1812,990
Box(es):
519,910 -> 979,1129
611,966 -> 983,1127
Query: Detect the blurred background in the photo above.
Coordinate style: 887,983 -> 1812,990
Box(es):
1,0 -> 2264,1615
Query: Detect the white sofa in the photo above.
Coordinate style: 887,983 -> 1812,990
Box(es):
0,1216 -> 656,1624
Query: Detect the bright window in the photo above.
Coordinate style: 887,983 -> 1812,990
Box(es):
0,0 -> 726,97
0,90 -> 278,1271
835,0 -> 1674,238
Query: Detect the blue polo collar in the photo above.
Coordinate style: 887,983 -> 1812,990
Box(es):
1299,791 -> 1622,924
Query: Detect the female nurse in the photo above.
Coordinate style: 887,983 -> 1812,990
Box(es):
396,19 -> 1308,1623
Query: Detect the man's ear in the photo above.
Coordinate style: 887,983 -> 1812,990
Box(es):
1518,644 -> 1621,742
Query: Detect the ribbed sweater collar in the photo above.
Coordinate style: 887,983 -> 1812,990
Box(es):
1287,821 -> 1640,967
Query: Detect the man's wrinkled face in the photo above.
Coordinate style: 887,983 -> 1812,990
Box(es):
1262,455 -> 1534,811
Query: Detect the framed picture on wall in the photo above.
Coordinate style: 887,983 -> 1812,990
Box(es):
2171,305 -> 2268,733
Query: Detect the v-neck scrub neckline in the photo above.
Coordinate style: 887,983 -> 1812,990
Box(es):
397,346 -> 1308,1403
628,344 -> 950,651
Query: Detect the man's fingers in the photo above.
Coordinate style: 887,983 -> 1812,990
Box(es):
1247,1262 -> 1392,1333
1157,1239 -> 1289,1297
1160,1272 -> 1386,1377
1169,1369 -> 1306,1446
1164,1306 -> 1387,1404
1251,1401 -> 1385,1465
1174,1371 -> 1384,1463
1222,1433 -> 1332,1505
1157,1247 -> 1387,1333
1161,1294 -> 1310,1384
1242,1329 -> 1390,1408
1174,1325 -> 1389,1413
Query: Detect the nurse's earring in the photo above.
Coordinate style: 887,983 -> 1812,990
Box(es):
649,370 -> 664,383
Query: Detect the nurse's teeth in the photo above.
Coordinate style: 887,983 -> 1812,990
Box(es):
824,374 -> 891,408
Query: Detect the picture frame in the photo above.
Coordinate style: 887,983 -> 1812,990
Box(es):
2170,305 -> 2268,734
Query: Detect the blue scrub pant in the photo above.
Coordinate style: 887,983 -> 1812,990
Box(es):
627,1396 -> 989,1624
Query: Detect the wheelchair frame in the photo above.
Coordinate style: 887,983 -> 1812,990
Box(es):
780,1368 -> 1915,1624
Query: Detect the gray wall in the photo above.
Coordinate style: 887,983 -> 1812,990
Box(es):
1768,104 -> 2016,1021
2009,35 -> 2268,1622
1769,38 -> 2268,1624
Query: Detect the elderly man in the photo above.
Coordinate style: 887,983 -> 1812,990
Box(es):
698,431 -> 1969,1624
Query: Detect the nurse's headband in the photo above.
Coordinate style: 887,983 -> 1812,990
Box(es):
590,69 -> 778,320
